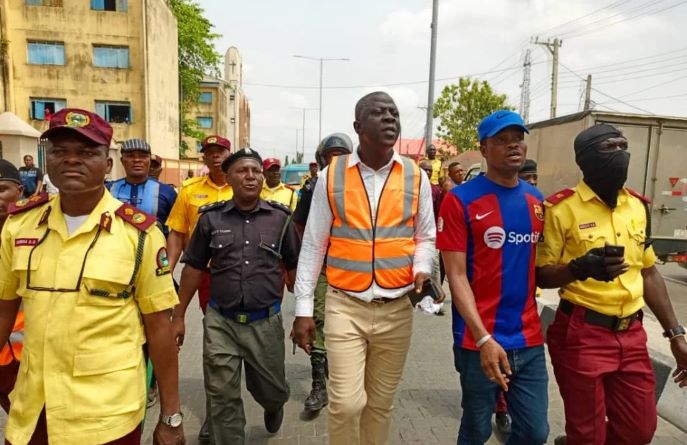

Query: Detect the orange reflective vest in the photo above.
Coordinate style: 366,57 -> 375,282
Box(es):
326,154 -> 420,293
0,311 -> 23,365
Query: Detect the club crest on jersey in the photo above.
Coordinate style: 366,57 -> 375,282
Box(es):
437,216 -> 444,233
533,204 -> 544,221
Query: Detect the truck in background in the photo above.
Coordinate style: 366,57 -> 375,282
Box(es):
526,110 -> 687,269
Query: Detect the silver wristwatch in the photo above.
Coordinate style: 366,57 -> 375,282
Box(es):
159,412 -> 183,428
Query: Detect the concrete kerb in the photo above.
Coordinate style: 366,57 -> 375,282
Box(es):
537,289 -> 687,433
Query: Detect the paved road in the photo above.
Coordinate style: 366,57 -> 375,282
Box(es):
141,285 -> 687,444
3,265 -> 686,444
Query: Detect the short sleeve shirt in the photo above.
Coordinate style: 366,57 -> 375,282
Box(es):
0,190 -> 177,445
437,175 -> 544,351
182,199 -> 301,310
18,167 -> 43,196
260,182 -> 298,210
166,176 -> 233,236
536,181 -> 656,317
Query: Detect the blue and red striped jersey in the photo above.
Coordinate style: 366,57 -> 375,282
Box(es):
437,174 -> 544,351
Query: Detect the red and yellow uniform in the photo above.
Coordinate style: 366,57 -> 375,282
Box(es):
537,181 -> 657,445
422,157 -> 442,185
167,176 -> 233,236
260,182 -> 298,211
536,181 -> 656,316
0,191 -> 177,445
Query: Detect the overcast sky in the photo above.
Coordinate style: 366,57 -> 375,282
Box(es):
199,0 -> 686,161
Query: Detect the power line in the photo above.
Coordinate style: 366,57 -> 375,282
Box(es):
559,61 -> 655,114
557,64 -> 687,86
537,0 -> 636,37
562,0 -> 687,39
243,61 -> 547,90
619,73 -> 687,98
559,47 -> 687,73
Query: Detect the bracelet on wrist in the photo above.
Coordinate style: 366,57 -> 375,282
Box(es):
476,334 -> 492,348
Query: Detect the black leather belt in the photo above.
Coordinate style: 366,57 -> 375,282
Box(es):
558,299 -> 641,332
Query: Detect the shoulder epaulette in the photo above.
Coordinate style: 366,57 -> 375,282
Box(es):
266,200 -> 292,215
198,200 -> 227,214
182,176 -> 204,188
8,193 -> 50,215
544,188 -> 575,207
115,203 -> 157,232
626,188 -> 651,204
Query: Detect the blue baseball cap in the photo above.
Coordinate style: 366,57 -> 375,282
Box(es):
477,110 -> 529,142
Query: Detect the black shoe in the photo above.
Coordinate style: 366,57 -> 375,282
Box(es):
494,411 -> 512,435
264,407 -> 284,434
554,435 -> 567,445
304,358 -> 328,412
198,418 -> 210,443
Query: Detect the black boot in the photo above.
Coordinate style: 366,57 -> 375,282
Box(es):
304,356 -> 328,412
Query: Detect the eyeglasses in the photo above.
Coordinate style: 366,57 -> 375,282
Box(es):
25,224 -> 137,298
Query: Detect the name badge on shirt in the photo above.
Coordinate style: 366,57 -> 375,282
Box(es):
15,238 -> 38,246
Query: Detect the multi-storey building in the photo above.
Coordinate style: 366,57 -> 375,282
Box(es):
0,0 -> 180,178
184,46 -> 250,159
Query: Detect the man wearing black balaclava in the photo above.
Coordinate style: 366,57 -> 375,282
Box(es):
535,123 -> 687,445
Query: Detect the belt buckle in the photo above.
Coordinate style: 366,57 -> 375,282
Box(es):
370,298 -> 385,305
613,316 -> 632,331
236,313 -> 250,324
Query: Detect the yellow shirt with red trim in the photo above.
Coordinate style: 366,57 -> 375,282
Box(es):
260,181 -> 298,210
536,181 -> 656,317
166,176 -> 233,235
0,190 -> 177,445
422,158 -> 442,185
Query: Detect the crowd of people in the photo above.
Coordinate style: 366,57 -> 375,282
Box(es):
0,92 -> 685,445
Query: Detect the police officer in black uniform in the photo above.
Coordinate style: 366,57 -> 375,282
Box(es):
174,148 -> 301,444
292,133 -> 353,413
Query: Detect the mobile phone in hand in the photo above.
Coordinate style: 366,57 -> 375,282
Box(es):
604,244 -> 625,257
409,279 -> 441,306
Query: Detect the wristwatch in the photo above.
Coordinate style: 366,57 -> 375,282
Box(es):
662,325 -> 686,339
159,412 -> 183,428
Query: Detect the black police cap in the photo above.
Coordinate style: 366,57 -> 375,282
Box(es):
0,159 -> 21,184
221,147 -> 263,172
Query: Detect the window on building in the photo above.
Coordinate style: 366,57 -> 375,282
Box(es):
93,45 -> 129,69
91,0 -> 127,11
197,116 -> 213,129
199,92 -> 213,104
27,41 -> 65,65
196,142 -> 203,152
30,98 -> 66,120
95,101 -> 132,124
229,94 -> 235,101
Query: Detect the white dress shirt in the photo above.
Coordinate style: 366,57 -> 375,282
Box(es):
294,149 -> 436,317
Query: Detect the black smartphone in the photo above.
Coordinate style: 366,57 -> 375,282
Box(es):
408,279 -> 441,306
604,244 -> 625,257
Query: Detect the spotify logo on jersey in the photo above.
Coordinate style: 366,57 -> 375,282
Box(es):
484,226 -> 506,249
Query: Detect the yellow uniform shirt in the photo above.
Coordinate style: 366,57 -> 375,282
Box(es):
260,182 -> 298,210
166,176 -> 233,236
422,158 -> 442,185
536,181 -> 656,317
0,191 -> 177,445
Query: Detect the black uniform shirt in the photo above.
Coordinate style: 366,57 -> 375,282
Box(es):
292,177 -> 316,226
182,199 -> 301,310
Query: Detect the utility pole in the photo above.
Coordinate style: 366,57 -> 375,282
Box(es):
293,55 -> 350,141
533,37 -> 562,119
423,0 -> 439,151
584,74 -> 592,111
290,107 -> 318,154
519,49 -> 532,123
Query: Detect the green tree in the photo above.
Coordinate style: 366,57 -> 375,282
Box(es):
284,155 -> 290,166
294,151 -> 304,164
433,78 -> 514,153
168,0 -> 221,157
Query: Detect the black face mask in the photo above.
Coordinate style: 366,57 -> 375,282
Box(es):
578,148 -> 630,208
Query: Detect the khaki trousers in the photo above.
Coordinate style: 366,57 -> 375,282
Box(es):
324,287 -> 413,445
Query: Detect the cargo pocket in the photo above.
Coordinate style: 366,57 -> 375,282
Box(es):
11,249 -> 41,296
79,257 -> 135,306
573,227 -> 608,252
69,344 -> 144,419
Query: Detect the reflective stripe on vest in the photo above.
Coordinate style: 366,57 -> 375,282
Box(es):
0,312 -> 24,365
326,154 -> 420,292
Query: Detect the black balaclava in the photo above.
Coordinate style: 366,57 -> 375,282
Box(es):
574,124 -> 630,208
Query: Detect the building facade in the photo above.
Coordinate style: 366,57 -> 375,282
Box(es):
184,46 -> 250,159
0,0 -> 180,178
